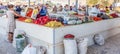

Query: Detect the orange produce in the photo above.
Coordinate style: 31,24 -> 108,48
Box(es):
18,17 -> 26,21
93,17 -> 102,21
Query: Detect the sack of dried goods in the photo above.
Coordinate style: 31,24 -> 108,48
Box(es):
63,34 -> 77,54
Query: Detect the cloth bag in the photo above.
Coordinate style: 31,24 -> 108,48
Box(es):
77,38 -> 88,54
63,39 -> 78,54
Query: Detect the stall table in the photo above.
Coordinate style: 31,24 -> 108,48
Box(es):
0,15 -> 120,54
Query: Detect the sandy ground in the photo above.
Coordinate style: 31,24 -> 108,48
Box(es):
0,32 -> 120,54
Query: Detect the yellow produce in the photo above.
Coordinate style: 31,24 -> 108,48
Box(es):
109,16 -> 113,19
106,13 -> 109,16
33,9 -> 38,15
106,9 -> 110,13
45,21 -> 63,28
25,18 -> 33,23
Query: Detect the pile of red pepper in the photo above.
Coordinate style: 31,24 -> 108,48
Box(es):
110,13 -> 119,18
34,16 -> 52,25
17,16 -> 61,26
93,17 -> 102,21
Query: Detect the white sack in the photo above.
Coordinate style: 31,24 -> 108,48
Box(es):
63,39 -> 77,54
78,38 -> 88,54
22,44 -> 47,54
22,44 -> 37,54
94,34 -> 105,46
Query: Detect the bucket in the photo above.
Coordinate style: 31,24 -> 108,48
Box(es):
16,36 -> 26,52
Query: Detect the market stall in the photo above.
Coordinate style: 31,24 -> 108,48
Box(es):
0,15 -> 120,54
0,0 -> 120,53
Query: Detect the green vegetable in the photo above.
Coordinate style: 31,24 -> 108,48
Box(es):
16,34 -> 23,38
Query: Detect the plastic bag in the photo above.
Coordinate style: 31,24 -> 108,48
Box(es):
63,39 -> 77,54
94,34 -> 105,46
22,44 -> 37,54
22,44 -> 47,54
77,38 -> 88,54
36,46 -> 47,54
